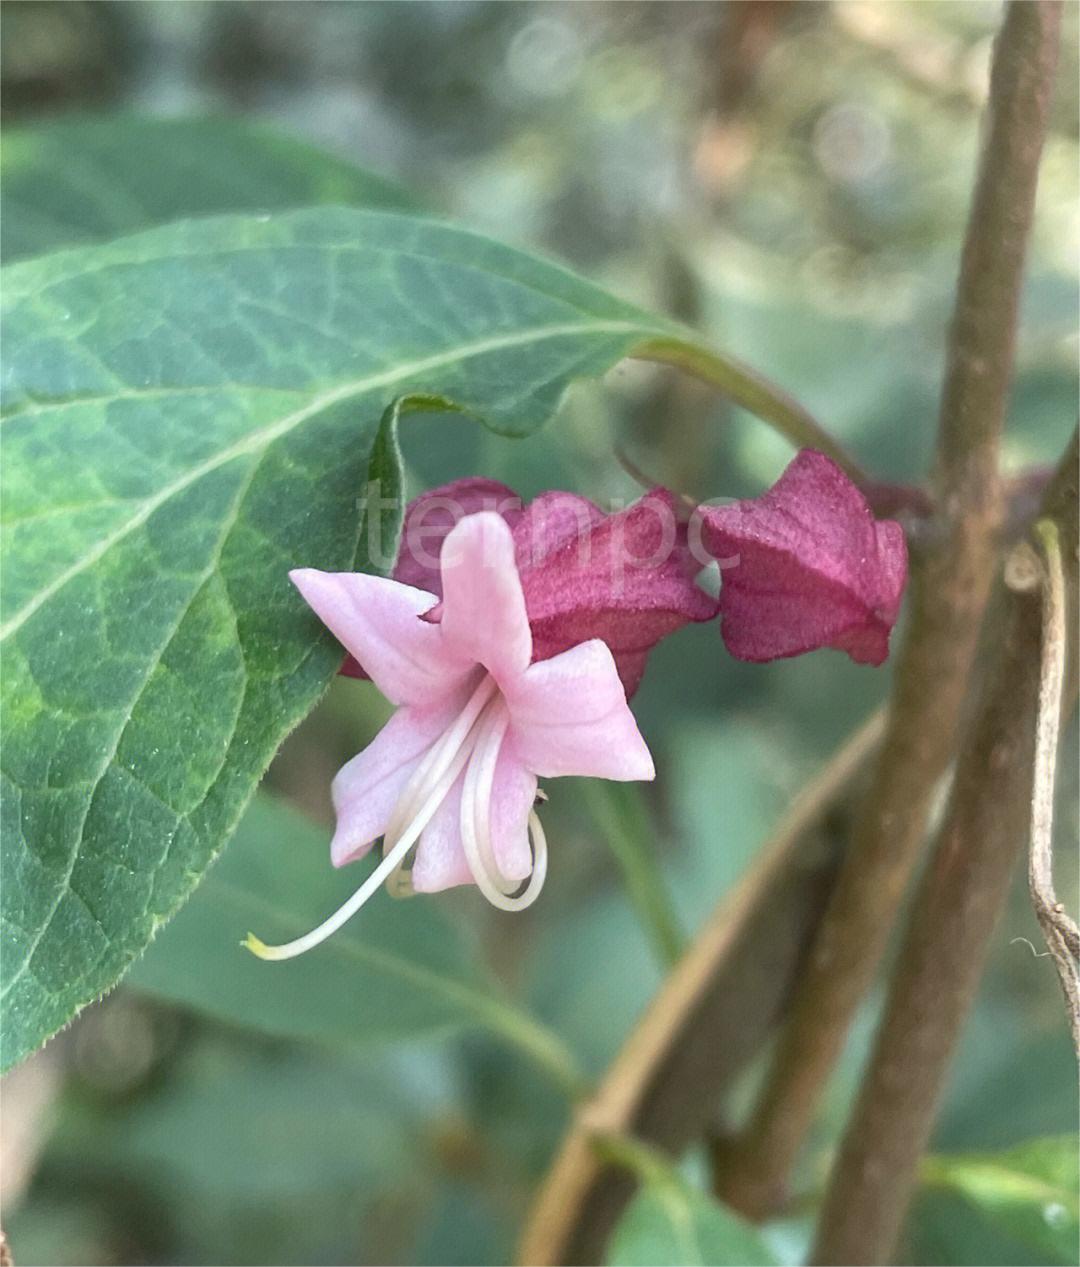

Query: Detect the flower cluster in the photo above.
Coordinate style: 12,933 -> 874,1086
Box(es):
247,450 -> 907,961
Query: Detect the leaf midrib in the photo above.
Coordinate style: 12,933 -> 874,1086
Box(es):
0,317 -> 653,642
1,382 -> 302,424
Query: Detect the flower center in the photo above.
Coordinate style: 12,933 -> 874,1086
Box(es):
245,673 -> 547,961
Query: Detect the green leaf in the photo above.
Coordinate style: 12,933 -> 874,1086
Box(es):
922,1136 -> 1079,1264
0,205 -> 685,1070
608,1184 -> 780,1267
605,1156 -> 779,1267
0,114 -> 418,262
358,390 -> 477,580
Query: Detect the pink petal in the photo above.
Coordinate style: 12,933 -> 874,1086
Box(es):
409,773 -> 473,893
408,743 -> 536,893
512,490 -> 606,572
290,568 -> 469,706
504,639 -> 655,781
699,450 -> 908,666
515,489 -> 718,695
873,518 -> 908,622
489,744 -> 538,884
330,696 -> 468,867
438,513 -> 532,682
342,484 -> 717,691
705,568 -> 874,663
341,479 -> 522,679
396,477 -> 524,594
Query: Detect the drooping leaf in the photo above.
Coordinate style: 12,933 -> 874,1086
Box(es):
0,114 -> 418,263
921,1136 -> 1079,1264
130,792 -> 526,1048
1,205 -> 694,1069
607,1168 -> 779,1267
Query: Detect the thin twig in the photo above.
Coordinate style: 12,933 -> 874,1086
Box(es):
632,335 -> 869,487
1027,518 -> 1080,1052
712,0 -> 1063,1220
810,429 -> 1077,1266
580,781 -> 685,969
516,710 -> 885,1266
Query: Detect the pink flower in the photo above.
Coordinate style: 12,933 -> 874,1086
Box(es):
343,478 -> 718,696
246,512 -> 658,960
699,449 -> 908,666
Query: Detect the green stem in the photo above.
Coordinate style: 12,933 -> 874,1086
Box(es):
472,994 -> 591,1099
592,1129 -> 679,1187
580,780 -> 684,968
632,335 -> 869,486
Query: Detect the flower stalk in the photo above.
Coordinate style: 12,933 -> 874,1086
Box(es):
711,0 -> 1063,1220
579,780 -> 684,968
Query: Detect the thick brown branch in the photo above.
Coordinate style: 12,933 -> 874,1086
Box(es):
516,712 -> 885,1266
811,429 -> 1078,1266
713,0 -> 1063,1220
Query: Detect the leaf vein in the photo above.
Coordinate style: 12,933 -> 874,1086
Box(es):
3,456 -> 261,998
0,318 -> 651,642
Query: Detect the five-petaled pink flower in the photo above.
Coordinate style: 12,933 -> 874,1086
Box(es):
246,510 -> 665,960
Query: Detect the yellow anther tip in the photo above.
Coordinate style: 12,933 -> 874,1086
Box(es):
242,932 -> 271,959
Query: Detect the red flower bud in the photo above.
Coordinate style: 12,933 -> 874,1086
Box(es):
699,450 -> 908,666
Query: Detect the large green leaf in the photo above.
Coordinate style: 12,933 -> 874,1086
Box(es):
0,205 -> 690,1070
0,114 -> 418,263
129,792 -> 567,1061
607,1169 -> 779,1267
921,1136 -> 1079,1264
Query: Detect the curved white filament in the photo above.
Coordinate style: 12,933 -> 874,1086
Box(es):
523,810 -> 548,902
245,675 -> 496,960
245,733 -> 477,960
460,701 -> 547,911
246,670 -> 550,957
381,672 -> 496,900
383,673 -> 495,845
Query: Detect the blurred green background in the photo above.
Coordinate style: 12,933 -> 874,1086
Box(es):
1,2 -> 1077,1264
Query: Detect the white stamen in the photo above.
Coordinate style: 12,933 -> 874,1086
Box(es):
381,673 -> 496,902
245,671 -> 549,959
245,674 -> 495,961
383,673 -> 495,844
245,730 -> 478,960
523,809 -> 549,903
461,700 -> 548,911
